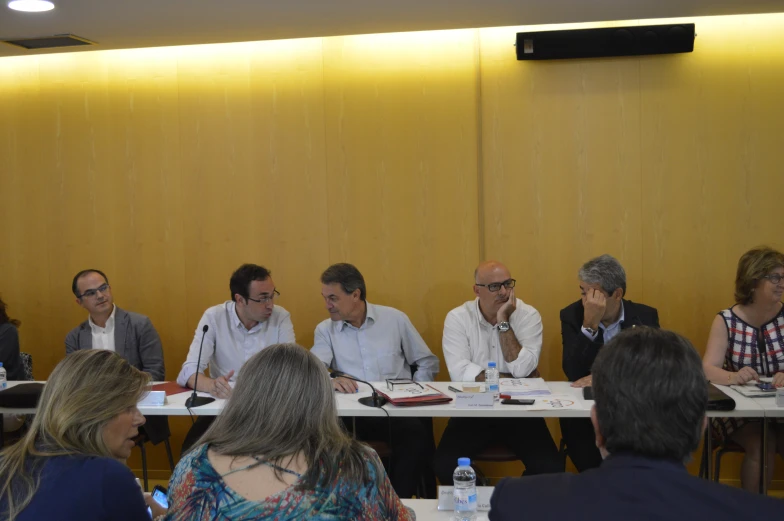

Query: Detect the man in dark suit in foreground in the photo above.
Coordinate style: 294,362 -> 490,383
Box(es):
560,254 -> 659,471
489,327 -> 781,521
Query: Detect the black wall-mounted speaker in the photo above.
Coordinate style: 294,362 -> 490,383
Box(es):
516,24 -> 695,61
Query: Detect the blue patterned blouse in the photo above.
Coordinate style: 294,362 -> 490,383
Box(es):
163,444 -> 415,520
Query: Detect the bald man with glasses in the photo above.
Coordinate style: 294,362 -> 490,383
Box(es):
434,261 -> 563,485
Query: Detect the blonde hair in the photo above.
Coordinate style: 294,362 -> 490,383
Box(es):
0,350 -> 150,520
196,343 -> 378,489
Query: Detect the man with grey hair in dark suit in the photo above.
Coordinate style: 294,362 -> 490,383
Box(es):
560,254 -> 659,471
65,269 -> 169,444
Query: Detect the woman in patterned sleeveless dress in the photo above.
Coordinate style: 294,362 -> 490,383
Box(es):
703,247 -> 784,493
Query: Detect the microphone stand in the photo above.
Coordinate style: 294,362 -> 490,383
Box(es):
330,371 -> 387,408
185,324 -> 216,408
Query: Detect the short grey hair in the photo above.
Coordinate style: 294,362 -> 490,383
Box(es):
578,254 -> 626,297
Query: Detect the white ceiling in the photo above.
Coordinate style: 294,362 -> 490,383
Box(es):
1,0 -> 784,58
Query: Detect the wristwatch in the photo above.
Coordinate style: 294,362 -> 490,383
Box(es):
498,321 -> 511,332
583,326 -> 598,336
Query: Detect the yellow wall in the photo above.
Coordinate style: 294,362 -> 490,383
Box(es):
2,13 -> 784,483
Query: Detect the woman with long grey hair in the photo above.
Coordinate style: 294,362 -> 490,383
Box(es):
165,343 -> 413,520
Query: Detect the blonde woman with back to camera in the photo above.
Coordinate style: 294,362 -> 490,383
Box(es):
165,343 -> 414,520
0,349 -> 165,520
703,246 -> 784,492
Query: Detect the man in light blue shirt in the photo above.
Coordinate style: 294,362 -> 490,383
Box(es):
178,263 -> 295,453
311,263 -> 439,498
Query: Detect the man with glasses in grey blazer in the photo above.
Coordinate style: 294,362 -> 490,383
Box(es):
65,268 -> 169,443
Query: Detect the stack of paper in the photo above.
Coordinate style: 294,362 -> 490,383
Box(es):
730,377 -> 777,397
373,383 -> 442,400
499,378 -> 552,396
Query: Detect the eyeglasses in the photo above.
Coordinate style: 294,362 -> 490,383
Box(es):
475,279 -> 516,292
78,283 -> 110,299
762,274 -> 784,285
246,289 -> 280,304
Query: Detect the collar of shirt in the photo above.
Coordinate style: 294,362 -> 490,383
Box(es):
89,304 -> 116,333
599,302 -> 625,332
339,302 -> 377,331
229,300 -> 266,334
473,298 -> 499,329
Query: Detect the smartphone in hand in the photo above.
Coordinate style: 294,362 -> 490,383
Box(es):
147,484 -> 168,518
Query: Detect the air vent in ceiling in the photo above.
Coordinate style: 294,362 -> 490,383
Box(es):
2,34 -> 96,50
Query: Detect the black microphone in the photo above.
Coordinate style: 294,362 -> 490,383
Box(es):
185,324 -> 216,408
330,371 -> 387,408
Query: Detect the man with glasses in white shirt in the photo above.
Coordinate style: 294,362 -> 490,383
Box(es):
177,263 -> 295,452
311,262 -> 440,498
435,260 -> 563,485
66,268 -> 169,444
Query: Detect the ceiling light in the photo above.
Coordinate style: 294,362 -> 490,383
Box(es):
8,0 -> 55,12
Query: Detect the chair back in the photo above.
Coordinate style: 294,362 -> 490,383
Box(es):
20,352 -> 33,380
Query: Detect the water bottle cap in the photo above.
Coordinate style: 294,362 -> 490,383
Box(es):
488,361 -> 497,368
0,362 -> 4,367
457,457 -> 471,467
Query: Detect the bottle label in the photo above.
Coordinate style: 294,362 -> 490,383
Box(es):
454,488 -> 477,511
488,383 -> 499,393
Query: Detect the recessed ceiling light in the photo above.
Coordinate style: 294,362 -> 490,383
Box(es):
8,0 -> 55,12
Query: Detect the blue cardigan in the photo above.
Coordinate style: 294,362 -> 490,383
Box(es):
1,455 -> 149,521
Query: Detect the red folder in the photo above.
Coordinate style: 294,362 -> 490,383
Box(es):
151,381 -> 191,396
376,384 -> 453,407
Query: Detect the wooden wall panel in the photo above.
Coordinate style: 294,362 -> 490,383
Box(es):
321,30 -> 481,362
479,27 -> 643,380
640,15 -> 784,346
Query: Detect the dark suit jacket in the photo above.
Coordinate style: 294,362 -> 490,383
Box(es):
560,299 -> 659,382
65,307 -> 169,443
489,453 -> 782,521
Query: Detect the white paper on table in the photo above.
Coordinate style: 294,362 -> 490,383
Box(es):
499,377 -> 551,396
730,376 -> 776,397
525,394 -> 581,410
373,382 -> 443,399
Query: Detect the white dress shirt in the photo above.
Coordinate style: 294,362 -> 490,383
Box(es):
176,301 -> 295,386
311,302 -> 439,382
89,305 -> 117,352
581,302 -> 625,342
442,298 -> 542,382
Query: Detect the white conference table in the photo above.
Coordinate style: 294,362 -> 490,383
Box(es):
1,380 -> 775,490
0,380 -> 767,419
402,499 -> 489,521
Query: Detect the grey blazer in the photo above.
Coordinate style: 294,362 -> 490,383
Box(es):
65,307 -> 165,380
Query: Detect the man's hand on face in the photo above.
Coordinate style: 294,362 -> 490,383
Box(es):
496,287 -> 517,324
582,288 -> 607,330
332,376 -> 359,393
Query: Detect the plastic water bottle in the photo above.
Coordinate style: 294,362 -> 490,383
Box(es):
453,457 -> 477,521
486,361 -> 499,401
0,362 -> 6,390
